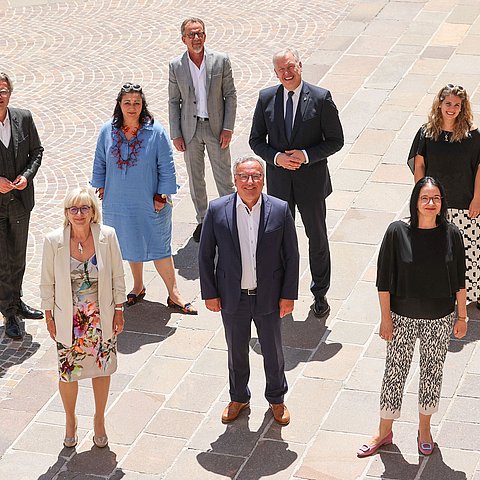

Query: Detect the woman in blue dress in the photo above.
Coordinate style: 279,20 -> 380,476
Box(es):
92,83 -> 197,314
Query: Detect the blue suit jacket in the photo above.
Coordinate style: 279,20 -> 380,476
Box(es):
199,193 -> 299,315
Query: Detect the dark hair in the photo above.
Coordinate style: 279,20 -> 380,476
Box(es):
409,176 -> 448,228
112,85 -> 153,129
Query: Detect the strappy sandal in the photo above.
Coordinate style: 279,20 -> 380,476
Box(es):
126,287 -> 146,307
167,296 -> 198,315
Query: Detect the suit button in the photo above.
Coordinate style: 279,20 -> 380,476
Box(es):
193,101 -> 196,104
193,115 -> 197,118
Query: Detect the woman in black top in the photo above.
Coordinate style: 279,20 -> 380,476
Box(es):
357,177 -> 467,459
408,84 -> 480,306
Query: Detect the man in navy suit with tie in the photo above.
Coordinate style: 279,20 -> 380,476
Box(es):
249,48 -> 344,318
199,155 -> 299,425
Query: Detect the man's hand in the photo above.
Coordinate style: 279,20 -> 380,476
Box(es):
96,187 -> 104,200
12,175 -> 27,190
285,149 -> 306,165
276,153 -> 302,170
0,176 -> 15,193
279,298 -> 294,318
219,129 -> 232,149
172,137 -> 186,152
205,298 -> 222,312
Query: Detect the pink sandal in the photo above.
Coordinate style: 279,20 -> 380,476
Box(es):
357,431 -> 393,458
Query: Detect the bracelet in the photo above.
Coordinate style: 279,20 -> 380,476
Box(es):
457,316 -> 468,322
114,306 -> 124,312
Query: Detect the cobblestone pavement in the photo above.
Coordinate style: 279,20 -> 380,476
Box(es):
1,0 -> 480,479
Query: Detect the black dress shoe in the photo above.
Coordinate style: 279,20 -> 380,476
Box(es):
312,297 -> 330,318
17,301 -> 44,319
4,315 -> 23,340
192,223 -> 202,243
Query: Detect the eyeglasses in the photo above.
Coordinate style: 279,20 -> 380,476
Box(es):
419,196 -> 442,205
122,83 -> 142,93
68,205 -> 91,215
446,83 -> 464,91
184,31 -> 205,39
235,173 -> 264,182
0,89 -> 10,97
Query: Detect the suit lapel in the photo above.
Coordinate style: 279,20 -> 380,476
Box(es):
291,83 -> 310,141
9,108 -> 19,159
225,194 -> 241,258
205,48 -> 213,94
257,194 -> 271,245
274,86 -> 288,144
181,52 -> 195,92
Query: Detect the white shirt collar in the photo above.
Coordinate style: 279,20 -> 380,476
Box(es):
0,109 -> 10,127
283,81 -> 303,99
236,193 -> 262,212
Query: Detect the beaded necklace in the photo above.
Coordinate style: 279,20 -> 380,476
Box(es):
111,124 -> 144,170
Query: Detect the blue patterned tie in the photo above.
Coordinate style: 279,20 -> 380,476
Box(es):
285,90 -> 294,141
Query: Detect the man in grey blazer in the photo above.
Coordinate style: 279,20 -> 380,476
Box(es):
169,17 -> 237,242
0,72 -> 44,340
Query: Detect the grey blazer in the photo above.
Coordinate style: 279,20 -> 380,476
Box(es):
168,48 -> 237,143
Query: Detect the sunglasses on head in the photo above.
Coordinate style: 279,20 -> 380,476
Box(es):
122,83 -> 142,93
446,83 -> 464,92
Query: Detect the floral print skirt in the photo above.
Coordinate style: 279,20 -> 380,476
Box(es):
56,255 -> 117,383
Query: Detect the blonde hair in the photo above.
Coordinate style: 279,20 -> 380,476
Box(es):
425,84 -> 474,142
63,187 -> 101,227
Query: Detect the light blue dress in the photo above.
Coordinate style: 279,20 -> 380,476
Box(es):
91,121 -> 178,262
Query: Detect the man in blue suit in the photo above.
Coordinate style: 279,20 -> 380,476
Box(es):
249,48 -> 344,318
199,155 -> 299,425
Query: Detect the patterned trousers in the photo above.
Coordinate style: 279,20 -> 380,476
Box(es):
380,312 -> 454,420
448,208 -> 479,303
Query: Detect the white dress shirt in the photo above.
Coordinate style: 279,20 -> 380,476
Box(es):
188,54 -> 208,119
0,110 -> 11,148
236,194 -> 262,289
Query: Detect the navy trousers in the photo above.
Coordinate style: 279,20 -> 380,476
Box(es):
221,293 -> 288,404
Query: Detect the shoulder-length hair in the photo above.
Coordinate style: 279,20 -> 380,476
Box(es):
63,187 -> 101,227
424,84 -> 473,142
112,85 -> 154,129
409,176 -> 448,228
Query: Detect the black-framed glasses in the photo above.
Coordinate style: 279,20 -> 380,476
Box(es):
419,195 -> 442,205
0,89 -> 10,97
122,83 -> 142,93
68,205 -> 91,215
235,173 -> 264,182
446,83 -> 464,92
185,31 -> 205,39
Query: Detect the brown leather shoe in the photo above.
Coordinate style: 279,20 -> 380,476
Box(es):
270,403 -> 290,425
221,401 -> 249,423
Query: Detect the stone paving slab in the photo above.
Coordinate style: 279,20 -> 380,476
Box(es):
1,0 -> 480,479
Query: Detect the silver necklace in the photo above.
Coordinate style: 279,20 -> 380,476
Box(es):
76,231 -> 91,254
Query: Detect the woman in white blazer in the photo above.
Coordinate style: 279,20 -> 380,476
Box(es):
40,187 -> 126,449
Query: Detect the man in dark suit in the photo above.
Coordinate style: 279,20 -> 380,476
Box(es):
0,72 -> 44,340
169,17 -> 237,243
249,48 -> 344,318
199,155 -> 299,425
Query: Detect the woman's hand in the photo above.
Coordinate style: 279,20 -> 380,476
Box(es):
454,318 -> 467,339
379,315 -> 393,342
113,310 -> 124,335
46,317 -> 56,341
468,197 -> 480,218
154,197 -> 166,213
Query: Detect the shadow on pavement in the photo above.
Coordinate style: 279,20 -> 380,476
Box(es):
196,410 -> 297,479
0,331 -> 40,379
378,445 -> 467,479
38,445 -> 125,479
118,300 -> 176,354
250,310 -> 342,370
173,237 -> 199,281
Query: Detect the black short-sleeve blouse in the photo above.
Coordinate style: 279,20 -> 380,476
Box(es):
376,220 -> 465,319
407,127 -> 480,209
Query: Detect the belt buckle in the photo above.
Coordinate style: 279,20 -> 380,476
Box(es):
247,288 -> 256,296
